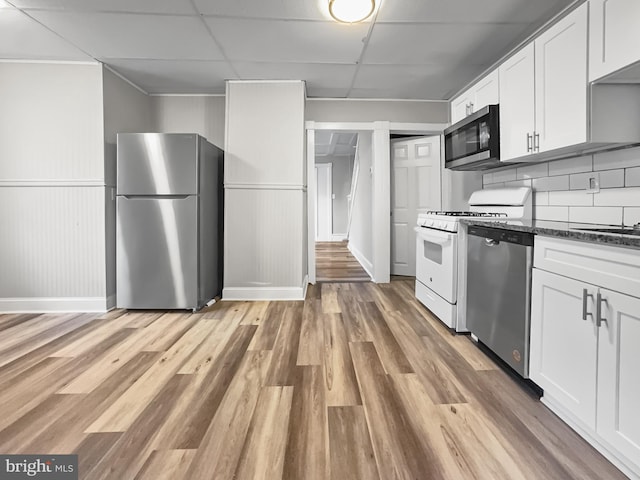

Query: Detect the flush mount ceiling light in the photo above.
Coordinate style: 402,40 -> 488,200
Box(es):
329,0 -> 375,23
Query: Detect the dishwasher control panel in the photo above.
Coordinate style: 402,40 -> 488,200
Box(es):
467,225 -> 534,246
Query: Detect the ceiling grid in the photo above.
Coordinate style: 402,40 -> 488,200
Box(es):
0,0 -> 576,99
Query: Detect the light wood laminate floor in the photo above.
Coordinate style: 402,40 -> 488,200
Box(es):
0,279 -> 625,480
316,241 -> 370,282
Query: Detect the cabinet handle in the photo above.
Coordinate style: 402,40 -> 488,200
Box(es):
534,132 -> 540,152
526,133 -> 533,152
465,104 -> 470,116
469,102 -> 474,113
596,292 -> 608,328
582,289 -> 593,320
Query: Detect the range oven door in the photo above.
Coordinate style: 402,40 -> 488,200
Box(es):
415,227 -> 458,303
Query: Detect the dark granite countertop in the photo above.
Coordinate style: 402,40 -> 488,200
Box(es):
459,218 -> 640,250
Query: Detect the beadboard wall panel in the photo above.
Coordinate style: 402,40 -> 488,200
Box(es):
224,81 -> 306,299
483,146 -> 640,224
225,81 -> 305,186
224,188 -> 304,294
154,95 -> 225,148
0,186 -> 105,301
0,62 -> 104,181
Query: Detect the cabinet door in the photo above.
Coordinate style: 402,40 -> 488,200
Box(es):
450,92 -> 472,124
589,0 -> 640,82
530,268 -> 598,429
534,3 -> 588,152
472,70 -> 499,112
597,288 -> 640,467
499,43 -> 536,161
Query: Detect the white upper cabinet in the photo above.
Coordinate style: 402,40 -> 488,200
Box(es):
449,70 -> 499,124
534,4 -> 588,152
473,71 -> 499,113
589,0 -> 640,82
450,91 -> 473,124
499,3 -> 588,161
499,43 -> 536,161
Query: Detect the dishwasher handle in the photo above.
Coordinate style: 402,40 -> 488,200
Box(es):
484,238 -> 500,247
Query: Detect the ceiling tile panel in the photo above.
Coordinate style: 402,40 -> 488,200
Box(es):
205,18 -> 368,63
28,11 -> 224,60
233,62 -> 357,89
194,0 -> 331,21
11,0 -> 196,14
377,0 -> 574,24
105,59 -> 235,94
364,23 -> 529,66
0,9 -> 91,60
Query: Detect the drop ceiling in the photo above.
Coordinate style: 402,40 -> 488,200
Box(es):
0,0 -> 577,99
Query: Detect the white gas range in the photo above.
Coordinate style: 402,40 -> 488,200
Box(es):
414,187 -> 532,332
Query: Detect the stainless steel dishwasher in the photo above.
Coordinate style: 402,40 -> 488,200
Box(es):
466,225 -> 534,377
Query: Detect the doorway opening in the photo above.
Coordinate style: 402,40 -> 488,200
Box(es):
306,121 -> 449,285
313,130 -> 370,282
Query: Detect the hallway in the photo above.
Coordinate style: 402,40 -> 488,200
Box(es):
315,242 -> 370,283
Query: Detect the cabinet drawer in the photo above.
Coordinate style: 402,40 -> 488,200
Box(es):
534,236 -> 640,298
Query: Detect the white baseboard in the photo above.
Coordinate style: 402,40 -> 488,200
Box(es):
348,243 -> 374,278
331,234 -> 347,241
0,297 -> 111,313
223,277 -> 308,301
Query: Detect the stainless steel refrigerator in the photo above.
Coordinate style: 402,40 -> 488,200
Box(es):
116,133 -> 223,310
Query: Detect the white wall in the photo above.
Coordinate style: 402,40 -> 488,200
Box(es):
102,66 -> 155,306
442,169 -> 483,211
224,81 -> 307,300
315,154 -> 354,235
154,95 -> 225,148
348,132 -> 374,275
0,62 -> 106,312
482,147 -> 640,225
306,99 -> 448,123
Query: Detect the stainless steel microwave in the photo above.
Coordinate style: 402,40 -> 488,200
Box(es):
444,105 -> 500,171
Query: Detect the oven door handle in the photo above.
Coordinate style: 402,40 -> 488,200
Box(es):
414,227 -> 453,245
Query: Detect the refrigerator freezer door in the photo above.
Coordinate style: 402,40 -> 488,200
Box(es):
117,133 -> 198,195
117,196 -> 198,309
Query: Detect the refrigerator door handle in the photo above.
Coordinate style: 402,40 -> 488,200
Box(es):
120,194 -> 191,200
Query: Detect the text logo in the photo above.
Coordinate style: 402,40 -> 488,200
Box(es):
0,455 -> 77,480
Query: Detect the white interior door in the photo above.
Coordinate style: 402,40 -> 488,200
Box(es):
391,136 -> 442,276
315,164 -> 332,241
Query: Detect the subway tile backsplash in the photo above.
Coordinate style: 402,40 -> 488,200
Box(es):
483,146 -> 640,225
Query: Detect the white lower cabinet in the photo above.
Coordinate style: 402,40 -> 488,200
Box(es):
531,236 -> 640,479
530,269 -> 598,429
597,288 -> 640,467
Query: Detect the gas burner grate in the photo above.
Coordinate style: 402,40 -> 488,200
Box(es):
426,211 -> 508,217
